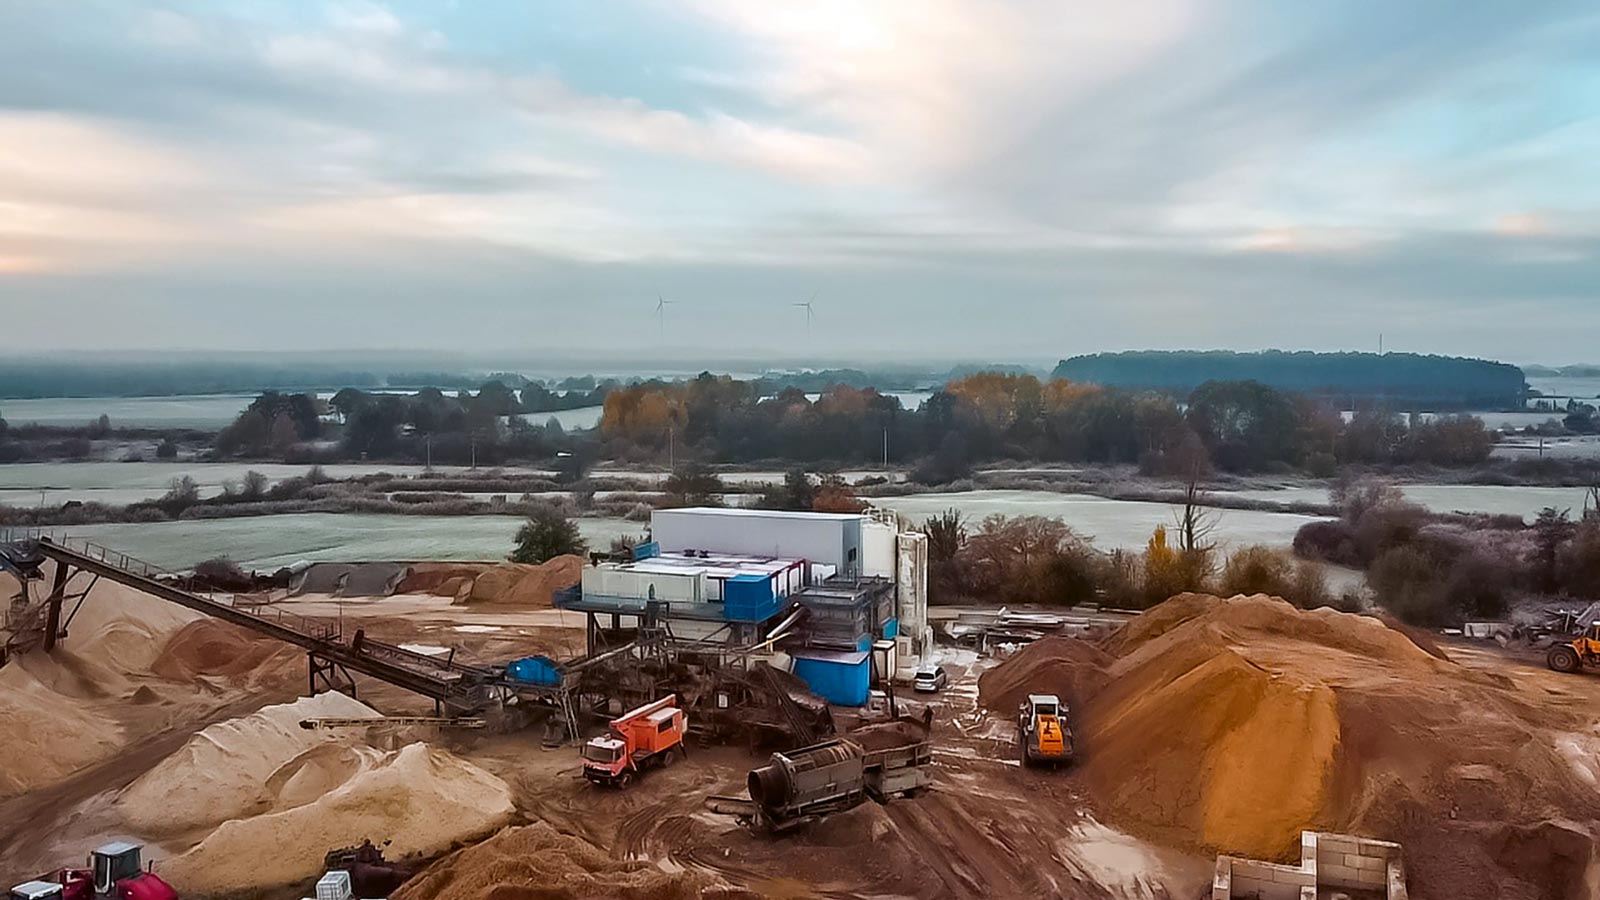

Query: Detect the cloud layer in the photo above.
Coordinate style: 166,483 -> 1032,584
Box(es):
2,1 -> 1596,362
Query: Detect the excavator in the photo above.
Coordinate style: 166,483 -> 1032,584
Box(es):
1016,694 -> 1073,767
1546,622 -> 1600,675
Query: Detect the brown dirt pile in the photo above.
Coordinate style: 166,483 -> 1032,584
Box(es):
457,556 -> 584,606
399,558 -> 583,606
976,635 -> 1113,713
980,594 -> 1600,899
159,742 -> 515,894
151,618 -> 299,683
391,821 -> 750,900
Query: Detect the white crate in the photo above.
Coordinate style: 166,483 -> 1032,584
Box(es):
315,871 -> 352,900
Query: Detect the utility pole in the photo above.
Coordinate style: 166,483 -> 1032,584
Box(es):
668,426 -> 675,472
470,433 -> 477,469
882,427 -> 888,468
425,434 -> 433,471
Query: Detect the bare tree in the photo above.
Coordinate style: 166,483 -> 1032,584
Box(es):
1172,433 -> 1218,555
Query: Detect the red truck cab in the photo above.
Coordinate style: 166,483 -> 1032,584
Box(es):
582,695 -> 687,787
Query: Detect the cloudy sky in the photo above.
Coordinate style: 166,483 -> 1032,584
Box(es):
2,1 -> 1597,363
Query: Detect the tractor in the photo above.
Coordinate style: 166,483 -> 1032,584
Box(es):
1546,622 -> 1600,674
11,843 -> 177,900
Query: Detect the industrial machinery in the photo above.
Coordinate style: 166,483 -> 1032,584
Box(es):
582,695 -> 687,787
1017,694 -> 1073,767
744,728 -> 932,831
322,840 -> 415,898
15,843 -> 177,900
1546,622 -> 1600,674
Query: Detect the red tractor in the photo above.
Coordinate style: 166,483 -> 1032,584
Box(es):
10,843 -> 177,900
581,695 -> 687,788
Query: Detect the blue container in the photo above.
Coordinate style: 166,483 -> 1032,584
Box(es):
506,655 -> 563,687
792,652 -> 872,706
632,541 -> 660,561
723,573 -> 780,622
882,618 -> 899,640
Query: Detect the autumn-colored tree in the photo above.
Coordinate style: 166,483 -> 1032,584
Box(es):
811,475 -> 866,513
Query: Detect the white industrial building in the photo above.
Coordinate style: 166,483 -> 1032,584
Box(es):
649,507 -> 931,680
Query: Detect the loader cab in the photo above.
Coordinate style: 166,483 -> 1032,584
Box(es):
91,843 -> 142,896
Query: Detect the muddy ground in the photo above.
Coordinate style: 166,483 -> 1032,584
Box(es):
4,575 -> 1598,899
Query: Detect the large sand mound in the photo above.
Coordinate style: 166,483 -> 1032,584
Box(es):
0,659 -> 123,798
401,557 -> 584,606
0,566 -> 204,799
391,821 -> 746,900
981,594 -> 1600,899
151,618 -> 299,684
117,691 -> 381,835
159,742 -> 514,894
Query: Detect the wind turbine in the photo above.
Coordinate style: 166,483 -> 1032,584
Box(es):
654,292 -> 674,343
793,294 -> 816,338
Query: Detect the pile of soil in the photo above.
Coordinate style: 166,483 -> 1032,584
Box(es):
457,556 -> 584,606
976,635 -> 1113,713
116,692 -> 381,835
849,717 -> 930,751
391,821 -> 750,900
0,658 -> 123,798
399,557 -> 584,606
0,566 -> 209,799
151,618 -> 299,682
980,593 -> 1600,899
160,742 -> 515,894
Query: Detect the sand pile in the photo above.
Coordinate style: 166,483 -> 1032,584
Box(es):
151,618 -> 299,684
456,556 -> 584,606
0,659 -> 123,798
117,691 -> 382,835
400,564 -> 493,596
982,594 -> 1600,899
159,742 -> 514,894
391,821 -> 746,900
976,635 -> 1113,713
0,566 -> 204,799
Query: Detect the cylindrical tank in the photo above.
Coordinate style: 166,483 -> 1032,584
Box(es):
747,739 -> 865,818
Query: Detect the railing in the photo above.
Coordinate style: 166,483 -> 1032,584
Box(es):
3,529 -> 343,643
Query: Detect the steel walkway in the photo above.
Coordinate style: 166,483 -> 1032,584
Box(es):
0,529 -> 500,713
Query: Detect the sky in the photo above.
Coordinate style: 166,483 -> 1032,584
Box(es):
1,1 -> 1597,365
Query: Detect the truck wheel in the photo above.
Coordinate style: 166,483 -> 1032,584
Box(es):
661,748 -> 677,768
1548,644 -> 1582,673
618,772 -> 633,789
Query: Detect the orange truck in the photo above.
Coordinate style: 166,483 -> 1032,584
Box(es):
581,695 -> 687,787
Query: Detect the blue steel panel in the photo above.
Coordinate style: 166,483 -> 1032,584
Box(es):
882,618 -> 899,640
506,655 -> 562,686
723,573 -> 779,622
793,656 -> 871,706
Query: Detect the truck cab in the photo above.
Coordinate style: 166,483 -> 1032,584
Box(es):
582,695 -> 686,788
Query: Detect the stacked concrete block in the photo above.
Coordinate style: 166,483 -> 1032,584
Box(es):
1214,831 -> 1406,900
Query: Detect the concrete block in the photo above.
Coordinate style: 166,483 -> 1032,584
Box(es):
1355,854 -> 1388,871
1231,875 -> 1269,897
1317,862 -> 1360,886
1272,866 -> 1314,886
1358,838 -> 1399,858
1318,834 -> 1359,855
1355,868 -> 1387,887
1212,857 -> 1232,899
1388,860 -> 1409,900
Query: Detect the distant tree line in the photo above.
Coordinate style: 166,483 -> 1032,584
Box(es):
1053,351 -> 1526,409
596,371 -> 1495,476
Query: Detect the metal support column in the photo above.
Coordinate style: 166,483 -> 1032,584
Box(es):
42,562 -> 69,652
